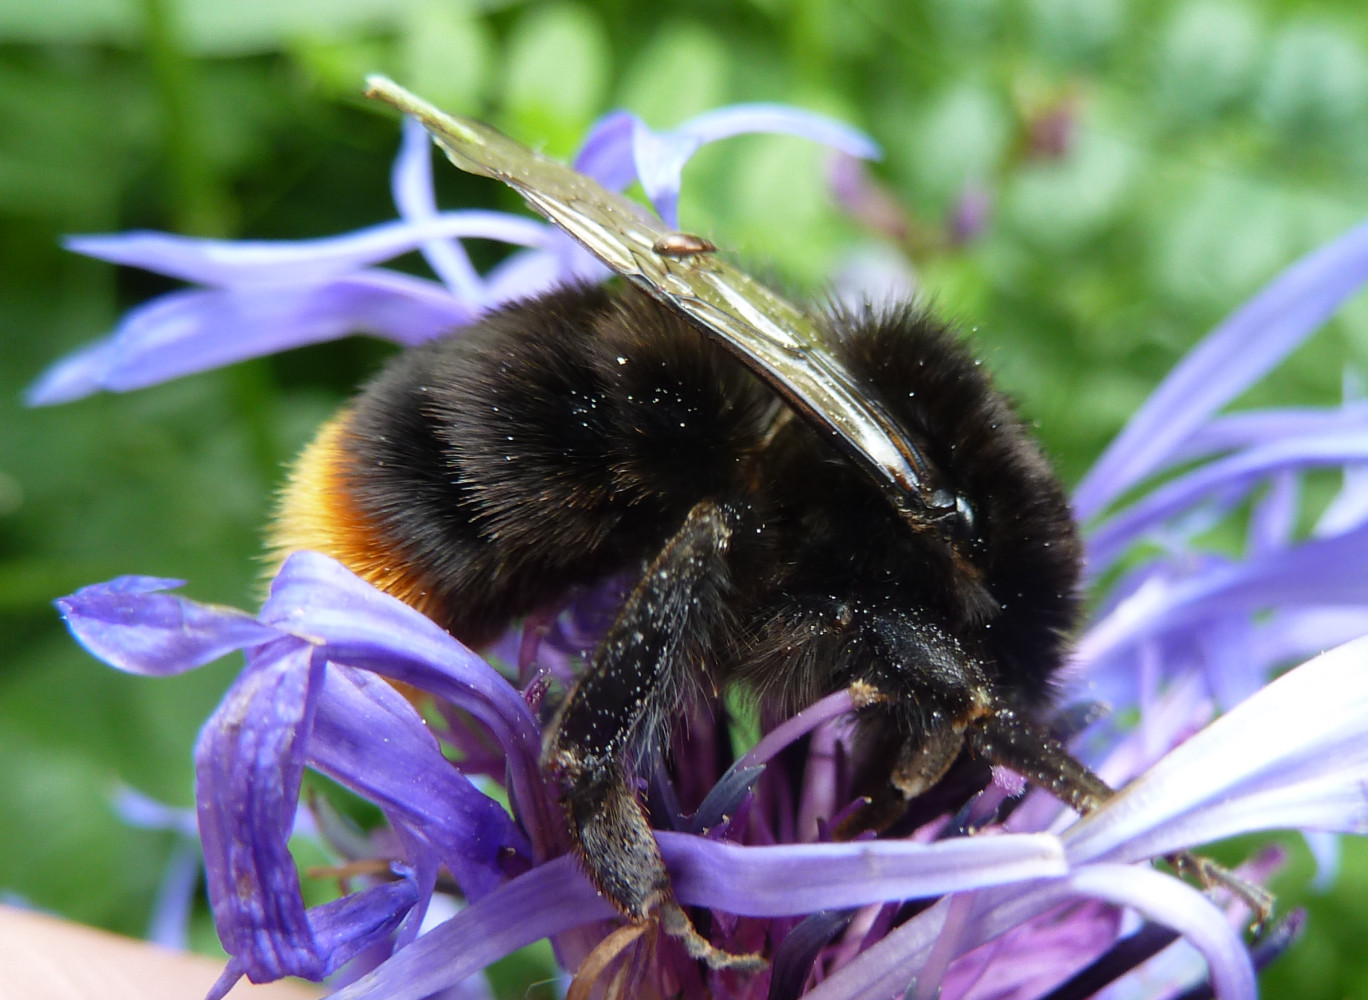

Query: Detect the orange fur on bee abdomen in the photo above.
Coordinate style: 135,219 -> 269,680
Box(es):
269,411 -> 450,627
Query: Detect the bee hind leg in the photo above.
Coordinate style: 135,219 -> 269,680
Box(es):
543,499 -> 765,972
554,768 -> 765,970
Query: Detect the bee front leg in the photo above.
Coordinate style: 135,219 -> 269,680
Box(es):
970,709 -> 1276,934
967,707 -> 1113,815
543,499 -> 765,972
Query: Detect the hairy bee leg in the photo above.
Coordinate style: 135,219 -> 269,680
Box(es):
888,725 -> 969,800
559,768 -> 672,921
826,612 -> 1001,839
543,500 -> 763,970
967,708 -> 1113,814
833,722 -> 966,838
971,710 -> 1275,934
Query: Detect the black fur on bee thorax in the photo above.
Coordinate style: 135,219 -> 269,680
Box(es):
341,283 -> 775,645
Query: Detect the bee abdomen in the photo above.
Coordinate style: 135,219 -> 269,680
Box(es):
270,284 -> 771,646
269,409 -> 456,629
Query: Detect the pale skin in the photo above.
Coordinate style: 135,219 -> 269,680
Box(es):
0,905 -> 319,1000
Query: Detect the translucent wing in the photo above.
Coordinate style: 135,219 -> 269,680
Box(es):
365,76 -> 953,525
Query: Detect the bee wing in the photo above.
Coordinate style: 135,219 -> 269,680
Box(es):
366,77 -> 952,523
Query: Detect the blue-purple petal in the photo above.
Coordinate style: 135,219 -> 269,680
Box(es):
261,553 -> 539,762
661,831 -> 1067,915
1195,613 -> 1264,710
392,117 -> 485,303
24,336 -> 120,405
30,272 -> 475,405
1318,462 -> 1368,537
260,553 -> 554,855
1065,635 -> 1368,864
736,689 -> 856,768
805,866 -> 1247,1000
204,960 -> 245,1000
55,576 -> 282,675
385,833 -> 440,952
195,639 -> 420,984
113,785 -> 199,837
63,213 -> 548,290
573,110 -> 639,191
575,104 -> 880,227
324,831 -> 1065,999
1075,218 -> 1368,520
114,785 -> 212,952
1086,428 -> 1368,571
1303,830 -> 1341,890
303,877 -> 422,978
328,857 -> 614,1000
800,890 -> 1064,1000
146,839 -> 201,950
480,241 -> 606,306
1248,471 -> 1300,555
308,664 -> 528,898
1078,524 -> 1368,672
769,911 -> 856,1000
675,103 -> 882,161
1167,402 -> 1368,466
627,122 -> 700,228
644,105 -> 881,227
195,638 -> 329,979
936,899 -> 1119,1000
688,764 -> 765,834
1062,865 -> 1255,1000
1250,607 -> 1368,673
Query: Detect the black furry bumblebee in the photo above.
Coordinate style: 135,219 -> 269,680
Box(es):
270,80 -> 1134,969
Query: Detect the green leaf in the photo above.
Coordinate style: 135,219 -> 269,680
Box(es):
616,21 -> 728,127
1004,127 -> 1139,251
501,2 -> 610,151
399,0 -> 494,115
1258,21 -> 1368,142
1154,0 -> 1263,121
905,82 -> 1011,208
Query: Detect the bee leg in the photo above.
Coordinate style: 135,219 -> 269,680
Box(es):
1169,852 -> 1275,937
833,721 -> 966,838
543,499 -> 765,972
827,613 -> 1001,838
970,710 -> 1275,935
966,707 -> 1113,815
887,724 -> 969,800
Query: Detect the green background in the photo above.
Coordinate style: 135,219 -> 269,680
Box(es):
2,0 -> 1366,995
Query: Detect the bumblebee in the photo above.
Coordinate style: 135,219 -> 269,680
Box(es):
271,80 -> 1139,969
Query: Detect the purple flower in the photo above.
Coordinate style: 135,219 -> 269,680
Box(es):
41,99 -> 1368,1000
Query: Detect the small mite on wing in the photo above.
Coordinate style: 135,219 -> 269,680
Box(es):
652,232 -> 717,257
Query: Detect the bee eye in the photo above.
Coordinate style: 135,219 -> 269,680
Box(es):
952,493 -> 977,543
926,488 -> 976,544
935,495 -> 979,547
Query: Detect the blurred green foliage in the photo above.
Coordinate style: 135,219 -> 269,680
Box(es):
3,0 -> 1367,995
